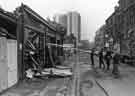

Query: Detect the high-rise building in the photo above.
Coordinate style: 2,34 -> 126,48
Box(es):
67,12 -> 81,41
54,14 -> 67,28
54,12 -> 81,41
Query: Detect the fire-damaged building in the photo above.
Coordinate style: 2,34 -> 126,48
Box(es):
0,4 -> 66,92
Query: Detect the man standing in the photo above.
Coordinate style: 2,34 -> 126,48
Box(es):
112,52 -> 120,77
90,49 -> 95,67
104,49 -> 112,70
99,49 -> 105,69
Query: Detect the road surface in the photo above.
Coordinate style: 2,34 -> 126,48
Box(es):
2,52 -> 135,96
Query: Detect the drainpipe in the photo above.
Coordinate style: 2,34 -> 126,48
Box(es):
17,3 -> 25,82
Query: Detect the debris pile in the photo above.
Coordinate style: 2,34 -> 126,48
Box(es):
26,66 -> 72,79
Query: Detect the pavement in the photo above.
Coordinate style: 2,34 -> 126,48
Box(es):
95,64 -> 135,96
78,52 -> 135,96
2,52 -> 135,96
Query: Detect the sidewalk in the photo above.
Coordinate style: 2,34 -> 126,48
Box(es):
95,63 -> 135,96
77,52 -> 135,96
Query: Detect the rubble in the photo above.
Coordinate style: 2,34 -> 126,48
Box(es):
25,65 -> 72,79
42,66 -> 72,77
26,69 -> 34,79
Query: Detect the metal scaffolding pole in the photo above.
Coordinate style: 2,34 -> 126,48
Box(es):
72,36 -> 80,96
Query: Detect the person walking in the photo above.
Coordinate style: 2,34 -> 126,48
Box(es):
90,49 -> 95,67
99,49 -> 105,69
104,49 -> 112,71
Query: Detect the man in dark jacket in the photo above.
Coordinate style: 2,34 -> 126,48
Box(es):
99,49 -> 105,69
104,49 -> 112,70
90,49 -> 95,67
112,52 -> 120,77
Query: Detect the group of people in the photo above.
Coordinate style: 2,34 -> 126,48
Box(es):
90,48 -> 120,76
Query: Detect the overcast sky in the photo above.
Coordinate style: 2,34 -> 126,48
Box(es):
0,0 -> 118,41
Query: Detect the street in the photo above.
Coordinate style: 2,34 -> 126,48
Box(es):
1,0 -> 135,96
2,52 -> 135,96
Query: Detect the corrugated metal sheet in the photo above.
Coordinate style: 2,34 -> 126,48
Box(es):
0,37 -> 8,92
7,40 -> 17,70
8,69 -> 17,88
0,38 -> 18,92
7,40 -> 17,88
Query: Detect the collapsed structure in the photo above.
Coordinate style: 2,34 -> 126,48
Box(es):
0,4 -> 67,92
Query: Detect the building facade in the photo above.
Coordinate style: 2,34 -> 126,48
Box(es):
105,0 -> 135,55
95,25 -> 106,50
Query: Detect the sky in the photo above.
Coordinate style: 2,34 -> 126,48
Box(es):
0,0 -> 118,42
